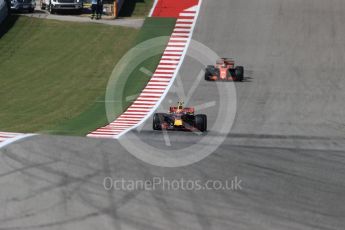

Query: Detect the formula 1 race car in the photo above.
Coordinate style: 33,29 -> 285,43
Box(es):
205,58 -> 244,81
153,102 -> 207,132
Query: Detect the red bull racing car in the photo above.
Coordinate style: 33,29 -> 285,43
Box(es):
153,102 -> 207,132
205,58 -> 244,81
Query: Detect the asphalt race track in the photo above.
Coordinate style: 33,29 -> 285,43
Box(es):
1,0 -> 345,229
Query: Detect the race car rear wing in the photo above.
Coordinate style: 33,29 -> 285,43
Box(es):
217,58 -> 235,66
169,107 -> 195,114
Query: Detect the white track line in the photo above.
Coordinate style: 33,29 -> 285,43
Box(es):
0,133 -> 37,149
177,19 -> 194,23
148,0 -> 159,17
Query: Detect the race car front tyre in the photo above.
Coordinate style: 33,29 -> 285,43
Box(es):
194,114 -> 207,132
235,66 -> 244,81
153,113 -> 165,130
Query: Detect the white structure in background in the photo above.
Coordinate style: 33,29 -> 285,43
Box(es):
10,0 -> 36,12
40,0 -> 82,14
0,0 -> 8,23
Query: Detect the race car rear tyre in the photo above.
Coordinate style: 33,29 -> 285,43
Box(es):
153,113 -> 165,130
205,65 -> 213,81
205,73 -> 211,81
235,66 -> 244,81
195,114 -> 207,132
205,65 -> 219,81
29,8 -> 34,13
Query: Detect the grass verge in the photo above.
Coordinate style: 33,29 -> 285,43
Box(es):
47,17 -> 176,135
0,15 -> 138,133
119,0 -> 154,18
0,16 -> 175,135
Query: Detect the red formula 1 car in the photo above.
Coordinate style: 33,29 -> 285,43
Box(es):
205,58 -> 244,81
153,102 -> 207,132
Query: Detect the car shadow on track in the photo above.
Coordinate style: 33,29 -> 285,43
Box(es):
242,70 -> 254,82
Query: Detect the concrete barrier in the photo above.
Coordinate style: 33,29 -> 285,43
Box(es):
0,0 -> 8,24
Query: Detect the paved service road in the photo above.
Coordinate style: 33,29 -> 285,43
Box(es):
1,0 -> 345,229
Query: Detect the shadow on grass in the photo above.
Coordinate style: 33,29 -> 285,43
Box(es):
118,0 -> 145,17
0,15 -> 19,39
